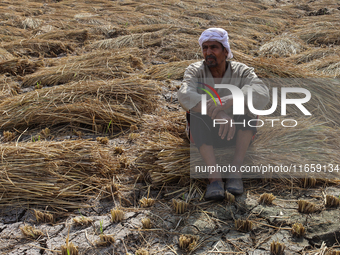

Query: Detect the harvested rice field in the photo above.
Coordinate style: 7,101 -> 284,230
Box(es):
0,0 -> 340,254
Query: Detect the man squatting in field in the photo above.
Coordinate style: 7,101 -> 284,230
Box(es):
177,28 -> 270,200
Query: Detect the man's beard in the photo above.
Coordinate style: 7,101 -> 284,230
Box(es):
205,55 -> 217,67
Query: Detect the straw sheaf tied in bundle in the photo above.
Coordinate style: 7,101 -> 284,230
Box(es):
262,78 -> 340,127
152,30 -> 201,61
248,117 -> 340,178
0,48 -> 14,61
0,58 -> 43,76
289,47 -> 340,65
0,78 -> 158,133
21,17 -> 42,29
292,19 -> 340,46
0,75 -> 20,100
36,29 -> 89,44
300,56 -> 340,78
145,60 -> 197,80
136,112 -> 188,184
137,131 -> 190,185
141,112 -> 186,137
74,12 -> 106,26
224,14 -> 289,44
318,60 -> 340,77
298,78 -> 340,125
22,50 -> 144,87
127,24 -> 172,34
259,34 -> 307,58
2,39 -> 75,58
232,51 -> 307,78
0,140 -> 117,210
87,25 -> 195,53
0,26 -> 28,44
87,29 -> 167,50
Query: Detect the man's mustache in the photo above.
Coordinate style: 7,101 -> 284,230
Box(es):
206,55 -> 216,61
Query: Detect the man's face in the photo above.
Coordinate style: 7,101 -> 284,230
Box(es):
202,41 -> 228,68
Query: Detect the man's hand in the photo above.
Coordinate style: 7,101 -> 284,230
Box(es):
215,111 -> 235,140
207,95 -> 233,119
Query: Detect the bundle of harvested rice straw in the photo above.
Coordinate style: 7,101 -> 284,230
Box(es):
0,140 -> 117,210
0,78 -> 158,133
22,50 -> 144,87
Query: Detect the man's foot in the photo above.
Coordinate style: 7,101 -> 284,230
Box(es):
205,181 -> 225,200
225,178 -> 243,195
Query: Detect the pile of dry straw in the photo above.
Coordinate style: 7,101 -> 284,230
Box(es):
0,140 -> 117,210
0,78 -> 158,133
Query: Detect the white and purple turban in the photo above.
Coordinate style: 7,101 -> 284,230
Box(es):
198,28 -> 233,59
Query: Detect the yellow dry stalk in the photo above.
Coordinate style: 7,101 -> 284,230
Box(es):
96,137 -> 109,145
128,133 -> 140,140
235,219 -> 253,232
135,248 -> 149,255
291,223 -> 306,237
140,197 -> 156,207
110,208 -> 124,223
88,31 -> 163,51
270,240 -> 285,255
179,234 -> 198,251
119,156 -> 130,168
22,17 -> 41,29
96,234 -> 115,246
61,234 -> 78,255
2,131 -> 15,142
326,249 -> 340,255
104,183 -> 118,193
172,199 -> 188,214
146,60 -> 196,80
114,147 -> 124,154
303,177 -> 317,188
72,130 -> 83,137
298,200 -> 317,213
259,193 -> 276,205
0,47 -> 13,61
40,128 -> 50,137
20,225 -> 44,239
141,218 -> 151,229
258,36 -> 306,58
130,124 -> 138,131
72,216 -> 93,226
34,210 -> 53,224
61,243 -> 78,255
325,195 -> 340,208
188,240 -> 198,252
225,191 -> 235,204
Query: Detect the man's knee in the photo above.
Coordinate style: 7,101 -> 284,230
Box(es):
236,129 -> 254,141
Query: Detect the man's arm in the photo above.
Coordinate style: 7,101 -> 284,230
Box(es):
239,65 -> 270,113
177,62 -> 236,140
206,95 -> 233,119
190,96 -> 232,117
190,101 -> 202,113
177,63 -> 202,112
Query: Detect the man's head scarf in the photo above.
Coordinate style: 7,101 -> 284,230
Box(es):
198,28 -> 233,59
